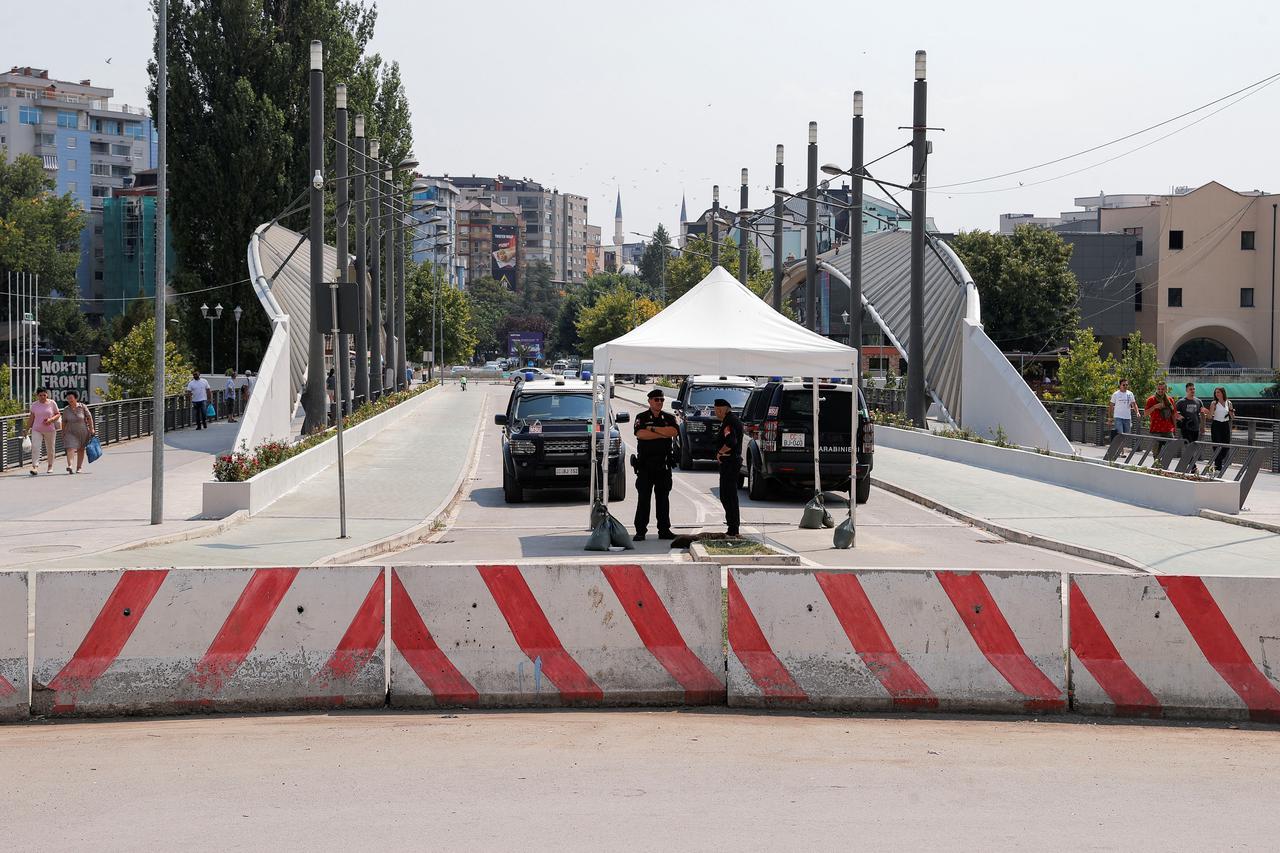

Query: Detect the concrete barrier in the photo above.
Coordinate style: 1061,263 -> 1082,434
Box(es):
32,566 -> 385,716
0,572 -> 27,720
728,567 -> 1065,713
390,563 -> 724,707
1070,574 -> 1280,722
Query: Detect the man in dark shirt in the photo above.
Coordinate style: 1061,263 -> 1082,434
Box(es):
714,398 -> 743,536
633,388 -> 679,541
1174,382 -> 1204,444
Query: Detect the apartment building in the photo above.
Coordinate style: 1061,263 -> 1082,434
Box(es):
1099,181 -> 1279,369
456,197 -> 522,287
411,177 -> 464,289
0,66 -> 157,314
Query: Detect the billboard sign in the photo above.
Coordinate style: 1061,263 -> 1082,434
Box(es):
492,224 -> 518,284
506,332 -> 544,362
39,354 -> 99,404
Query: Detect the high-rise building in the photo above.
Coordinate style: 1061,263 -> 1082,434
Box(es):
426,175 -> 593,285
411,177 -> 464,289
456,196 -> 523,287
0,66 -> 157,315
584,224 -> 602,276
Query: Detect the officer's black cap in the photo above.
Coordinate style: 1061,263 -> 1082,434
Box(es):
713,398 -> 731,407
647,388 -> 665,399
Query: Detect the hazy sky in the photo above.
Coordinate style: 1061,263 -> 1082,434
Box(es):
6,1 -> 1278,238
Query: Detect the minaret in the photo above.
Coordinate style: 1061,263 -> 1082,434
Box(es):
613,190 -> 624,272
679,193 -> 688,247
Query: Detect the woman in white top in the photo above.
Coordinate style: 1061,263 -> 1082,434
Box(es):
1208,386 -> 1234,471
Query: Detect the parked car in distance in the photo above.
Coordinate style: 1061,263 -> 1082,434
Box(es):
494,378 -> 628,503
450,365 -> 468,375
737,380 -> 873,504
1198,361 -> 1246,370
671,375 -> 755,469
512,367 -> 554,385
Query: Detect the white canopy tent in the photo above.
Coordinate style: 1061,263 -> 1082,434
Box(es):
589,266 -> 859,535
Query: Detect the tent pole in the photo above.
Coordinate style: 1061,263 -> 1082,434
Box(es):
602,372 -> 613,514
812,378 -> 821,498
850,362 -> 857,529
588,369 -> 600,528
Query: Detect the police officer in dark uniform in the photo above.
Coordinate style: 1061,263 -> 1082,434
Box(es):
633,388 -> 679,541
714,397 -> 743,536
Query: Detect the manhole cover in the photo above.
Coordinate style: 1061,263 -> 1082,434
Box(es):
12,544 -> 82,554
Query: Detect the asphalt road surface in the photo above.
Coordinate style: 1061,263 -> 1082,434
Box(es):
391,382 -> 1118,572
3,710 -> 1273,851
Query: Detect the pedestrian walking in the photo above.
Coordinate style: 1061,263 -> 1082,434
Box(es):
1108,378 -> 1138,436
1174,382 -> 1204,445
1144,380 -> 1177,439
1208,386 -> 1235,472
235,370 -> 250,416
225,370 -> 239,422
632,388 -> 678,541
25,387 -> 61,476
714,397 -> 743,537
59,390 -> 95,474
187,370 -> 212,430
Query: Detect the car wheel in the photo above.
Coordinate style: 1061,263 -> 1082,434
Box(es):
855,473 -> 871,504
608,466 -> 626,501
678,438 -> 694,470
502,465 -> 524,503
747,453 -> 770,501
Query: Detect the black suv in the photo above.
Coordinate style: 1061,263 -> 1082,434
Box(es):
672,375 -> 755,469
495,378 -> 628,503
738,381 -> 873,503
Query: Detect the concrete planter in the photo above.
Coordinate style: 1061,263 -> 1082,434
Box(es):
201,386 -> 438,518
875,425 -> 1240,515
689,541 -> 802,566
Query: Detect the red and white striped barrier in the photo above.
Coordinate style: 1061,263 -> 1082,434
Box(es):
728,568 -> 1066,712
390,563 -> 724,707
0,572 -> 28,720
1070,574 -> 1280,722
32,567 -> 385,716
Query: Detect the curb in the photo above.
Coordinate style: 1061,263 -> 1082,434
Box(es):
314,392 -> 488,566
871,476 -> 1154,574
113,510 -> 251,552
1198,508 -> 1280,535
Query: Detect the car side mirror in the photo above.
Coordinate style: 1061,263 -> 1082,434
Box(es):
615,411 -> 631,423
671,400 -> 684,411
494,414 -> 507,425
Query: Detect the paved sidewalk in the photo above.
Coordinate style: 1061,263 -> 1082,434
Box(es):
875,446 -> 1280,577
0,421 -> 238,569
63,384 -> 485,568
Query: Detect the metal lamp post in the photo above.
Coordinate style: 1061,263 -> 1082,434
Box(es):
334,83 -> 352,415
200,302 -> 222,373
739,168 -> 749,286
711,185 -> 720,267
907,50 -> 929,427
151,0 -> 168,525
368,139 -> 384,400
772,144 -> 784,312
806,121 -> 818,332
850,90 -> 865,386
303,39 -> 327,434
233,305 -> 242,373
353,115 -> 370,406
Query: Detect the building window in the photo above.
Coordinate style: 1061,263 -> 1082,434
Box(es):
124,122 -> 145,139
1241,230 -> 1256,250
67,181 -> 77,193
1169,230 -> 1184,250
1241,288 -> 1255,308
67,159 -> 77,170
110,143 -> 131,156
57,110 -> 78,128
1168,287 -> 1182,308
66,136 -> 76,149
0,106 -> 6,124
19,105 -> 41,125
1135,240 -> 1143,257
1134,281 -> 1142,312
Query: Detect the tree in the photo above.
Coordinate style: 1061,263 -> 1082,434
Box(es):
100,317 -> 195,400
0,365 -> 22,416
951,225 -> 1080,354
465,276 -> 516,357
638,224 -> 672,295
1056,328 -> 1117,404
517,261 -> 562,327
551,272 -> 638,356
575,286 -> 661,352
664,233 -> 772,303
1115,330 -> 1165,405
0,153 -> 86,299
405,262 -> 477,366
1264,369 -> 1280,399
153,0 -> 406,377
41,296 -> 111,356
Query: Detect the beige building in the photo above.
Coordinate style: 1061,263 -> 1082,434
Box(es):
1098,182 -> 1278,369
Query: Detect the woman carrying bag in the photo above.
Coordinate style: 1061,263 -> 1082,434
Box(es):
25,387 -> 61,476
1208,386 -> 1235,472
60,390 -> 96,474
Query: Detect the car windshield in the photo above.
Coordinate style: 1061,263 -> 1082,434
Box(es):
514,393 -> 593,421
687,385 -> 751,410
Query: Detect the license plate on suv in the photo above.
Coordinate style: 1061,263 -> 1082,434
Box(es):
555,466 -> 578,476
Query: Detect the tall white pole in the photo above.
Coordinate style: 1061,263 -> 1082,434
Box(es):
150,0 -> 168,525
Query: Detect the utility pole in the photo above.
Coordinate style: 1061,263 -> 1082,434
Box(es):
850,91 -> 865,385
907,51 -> 928,427
806,121 -> 818,332
353,115 -> 370,406
334,83 -> 351,418
772,144 -> 784,313
739,168 -> 749,286
383,163 -> 395,392
150,0 -> 167,525
711,185 -> 720,267
368,139 -> 383,399
302,40 -> 326,434
396,186 -> 408,390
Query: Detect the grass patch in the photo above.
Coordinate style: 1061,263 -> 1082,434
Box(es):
701,538 -> 776,556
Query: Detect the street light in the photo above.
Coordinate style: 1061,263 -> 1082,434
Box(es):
200,302 -> 222,373
233,305 -> 243,373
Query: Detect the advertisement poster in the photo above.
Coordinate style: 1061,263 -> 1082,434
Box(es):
492,224 -> 518,284
506,332 -> 544,362
39,354 -> 99,404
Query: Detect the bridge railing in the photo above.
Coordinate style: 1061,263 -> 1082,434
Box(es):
1102,432 -> 1267,508
0,390 -> 236,472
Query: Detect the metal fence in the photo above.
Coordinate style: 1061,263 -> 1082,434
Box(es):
1103,432 -> 1268,508
1,389 -> 236,472
864,386 -> 906,415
